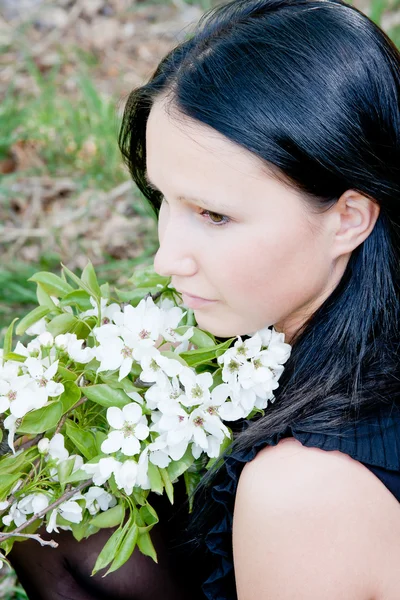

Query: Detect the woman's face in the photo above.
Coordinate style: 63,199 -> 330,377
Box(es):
146,99 -> 342,341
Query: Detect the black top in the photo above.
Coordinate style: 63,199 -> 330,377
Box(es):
201,403 -> 400,600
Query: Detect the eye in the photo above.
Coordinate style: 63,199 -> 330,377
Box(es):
199,209 -> 231,227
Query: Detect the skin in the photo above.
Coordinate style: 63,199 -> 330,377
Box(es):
146,97 -> 380,342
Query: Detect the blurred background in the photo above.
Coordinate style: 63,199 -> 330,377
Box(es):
0,0 -> 399,596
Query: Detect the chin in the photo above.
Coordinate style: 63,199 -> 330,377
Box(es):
194,313 -> 250,339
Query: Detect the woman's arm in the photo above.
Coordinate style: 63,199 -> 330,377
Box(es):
232,438 -> 380,600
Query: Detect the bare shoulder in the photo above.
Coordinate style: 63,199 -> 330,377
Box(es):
232,437 -> 400,600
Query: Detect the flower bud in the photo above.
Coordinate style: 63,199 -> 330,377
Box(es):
38,332 -> 54,348
38,438 -> 50,454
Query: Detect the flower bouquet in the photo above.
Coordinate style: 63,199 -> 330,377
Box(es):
0,262 -> 291,575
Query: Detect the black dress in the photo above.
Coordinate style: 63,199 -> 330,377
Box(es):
201,403 -> 400,600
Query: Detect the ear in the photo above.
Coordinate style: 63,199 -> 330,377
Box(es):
330,190 -> 380,258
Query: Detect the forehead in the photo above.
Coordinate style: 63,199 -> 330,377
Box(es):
145,99 -> 267,193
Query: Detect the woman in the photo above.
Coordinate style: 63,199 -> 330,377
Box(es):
9,0 -> 400,598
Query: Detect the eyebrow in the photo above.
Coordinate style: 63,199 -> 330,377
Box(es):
144,171 -> 234,215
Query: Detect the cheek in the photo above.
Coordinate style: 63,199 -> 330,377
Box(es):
216,222 -> 328,321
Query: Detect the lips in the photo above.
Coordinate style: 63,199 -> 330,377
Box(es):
178,291 -> 210,301
176,290 -> 217,309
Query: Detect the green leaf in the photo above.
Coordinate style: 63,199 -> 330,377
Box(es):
115,287 -> 159,305
65,420 -> 97,460
64,468 -> 91,484
91,526 -> 126,575
105,523 -> 139,575
137,530 -> 158,563
179,337 -> 235,367
130,267 -> 169,289
18,402 -> 63,434
60,381 -> 81,414
100,283 -> 110,300
159,351 -> 188,366
184,470 -> 204,512
71,521 -> 100,542
138,503 -> 159,528
57,456 -> 75,486
147,462 -> 163,495
58,366 -> 78,381
94,430 -> 108,454
62,263 -> 94,298
177,326 -> 216,349
72,319 -> 94,339
59,290 -> 92,311
0,473 -> 21,500
167,446 -> 194,482
3,318 -> 18,357
83,385 -> 132,409
15,306 -> 50,336
0,447 -> 39,475
2,352 -> 26,363
90,504 -> 125,529
36,284 -> 59,311
29,272 -> 74,297
81,261 -> 101,299
159,468 -> 174,504
47,313 -> 78,337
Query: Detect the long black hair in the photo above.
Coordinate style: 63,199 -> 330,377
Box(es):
119,0 -> 400,503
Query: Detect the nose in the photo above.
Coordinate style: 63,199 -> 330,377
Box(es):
153,213 -> 198,278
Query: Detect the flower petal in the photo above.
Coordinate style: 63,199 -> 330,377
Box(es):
106,407 -> 124,430
101,430 -> 124,454
121,436 -> 140,457
122,402 -> 142,424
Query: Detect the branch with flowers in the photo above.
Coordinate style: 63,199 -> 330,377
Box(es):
0,262 -> 291,576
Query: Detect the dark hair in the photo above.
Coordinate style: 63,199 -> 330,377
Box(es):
119,0 -> 400,530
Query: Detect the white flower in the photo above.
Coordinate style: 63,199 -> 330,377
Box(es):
101,403 -> 150,457
3,493 -> 49,527
258,327 -> 291,362
113,297 -> 163,345
136,449 -> 151,489
144,374 -> 186,411
178,368 -> 213,408
48,433 -> 69,462
3,502 -> 26,527
147,435 -> 171,468
140,351 -> 183,385
113,460 -> 138,495
37,332 -> 54,348
189,407 -> 230,458
0,358 -> 20,382
59,500 -> 83,524
159,305 -> 191,344
4,414 -> 17,453
94,328 -> 138,381
0,500 -> 10,511
24,358 -> 64,398
82,457 -> 120,486
80,297 -> 121,325
83,486 -> 116,515
46,509 -> 59,533
0,374 -> 41,417
26,318 -> 47,336
18,493 -> 49,516
38,437 -> 50,454
55,333 -> 77,350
